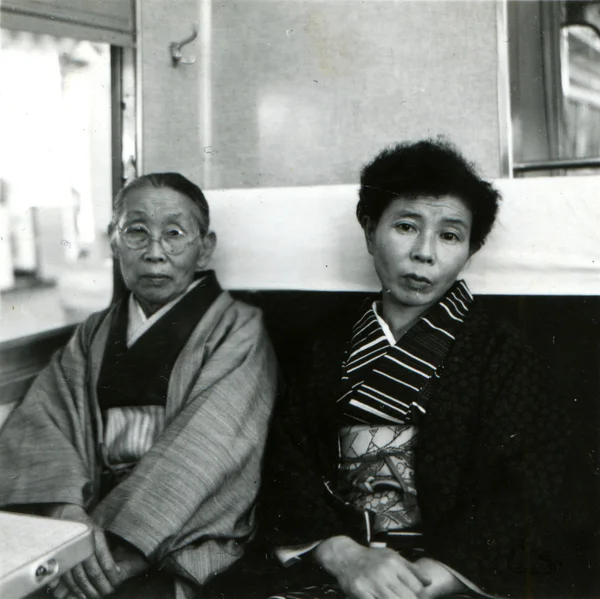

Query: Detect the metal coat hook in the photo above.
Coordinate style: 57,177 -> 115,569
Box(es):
170,25 -> 198,67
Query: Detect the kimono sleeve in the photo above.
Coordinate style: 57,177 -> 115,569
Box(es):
0,312 -> 107,509
425,331 -> 577,598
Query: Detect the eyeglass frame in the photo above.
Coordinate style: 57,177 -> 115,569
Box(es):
116,224 -> 202,255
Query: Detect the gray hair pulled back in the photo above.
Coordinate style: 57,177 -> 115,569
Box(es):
111,172 -> 210,235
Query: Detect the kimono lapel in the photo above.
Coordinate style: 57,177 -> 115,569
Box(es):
339,280 -> 473,425
87,310 -> 113,495
96,271 -> 222,410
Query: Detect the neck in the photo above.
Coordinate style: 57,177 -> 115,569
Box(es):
380,296 -> 433,340
133,274 -> 206,318
136,297 -> 164,318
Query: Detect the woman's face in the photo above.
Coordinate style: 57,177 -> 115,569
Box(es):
365,194 -> 473,314
114,185 -> 215,316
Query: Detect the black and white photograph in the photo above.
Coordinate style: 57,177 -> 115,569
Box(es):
0,1 -> 598,598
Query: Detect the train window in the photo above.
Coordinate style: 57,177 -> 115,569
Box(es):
0,28 -> 135,342
508,0 -> 600,176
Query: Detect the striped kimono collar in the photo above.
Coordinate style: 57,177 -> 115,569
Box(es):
338,280 -> 473,425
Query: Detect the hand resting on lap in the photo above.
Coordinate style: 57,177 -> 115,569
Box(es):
45,503 -> 149,599
314,536 -> 466,599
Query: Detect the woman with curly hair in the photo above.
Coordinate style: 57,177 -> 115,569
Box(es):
211,139 -> 575,599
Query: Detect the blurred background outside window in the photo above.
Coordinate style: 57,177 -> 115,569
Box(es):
0,30 -> 113,341
0,0 -> 135,343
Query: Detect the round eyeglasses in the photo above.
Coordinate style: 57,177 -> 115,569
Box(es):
118,225 -> 200,255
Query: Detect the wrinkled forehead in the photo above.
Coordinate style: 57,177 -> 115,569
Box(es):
119,184 -> 207,229
384,194 -> 473,222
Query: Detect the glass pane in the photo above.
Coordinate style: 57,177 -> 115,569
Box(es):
508,0 -> 600,173
560,24 -> 600,161
0,30 -> 113,342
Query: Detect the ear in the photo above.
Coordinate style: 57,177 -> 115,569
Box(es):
196,230 -> 217,270
467,243 -> 479,260
460,249 -> 475,275
362,216 -> 376,255
107,223 -> 118,257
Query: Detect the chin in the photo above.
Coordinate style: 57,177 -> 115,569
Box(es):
403,297 -> 438,308
137,289 -> 171,306
393,288 -> 439,307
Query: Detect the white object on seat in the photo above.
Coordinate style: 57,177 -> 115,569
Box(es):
0,511 -> 93,599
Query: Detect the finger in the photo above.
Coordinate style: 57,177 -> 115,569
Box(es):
93,531 -> 120,587
375,568 -> 421,599
392,561 -> 429,596
381,580 -> 418,599
47,577 -> 60,590
51,579 -> 72,599
71,561 -> 102,599
82,556 -> 116,596
345,578 -> 378,599
369,580 -> 410,599
62,569 -> 88,599
405,559 -> 432,586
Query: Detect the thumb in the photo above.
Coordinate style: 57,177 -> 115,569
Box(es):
408,561 -> 432,587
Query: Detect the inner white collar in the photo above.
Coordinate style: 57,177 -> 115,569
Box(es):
127,277 -> 203,347
371,301 -> 397,346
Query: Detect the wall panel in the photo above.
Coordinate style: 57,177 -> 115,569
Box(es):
140,0 -> 502,187
139,0 -> 203,179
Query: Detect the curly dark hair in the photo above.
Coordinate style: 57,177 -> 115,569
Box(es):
357,139 -> 500,253
111,172 -> 209,236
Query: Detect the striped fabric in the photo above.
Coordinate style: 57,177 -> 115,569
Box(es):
339,280 -> 473,424
0,289 -> 278,592
101,278 -> 206,471
104,406 -> 166,467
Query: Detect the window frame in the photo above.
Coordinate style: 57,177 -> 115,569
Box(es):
503,0 -> 600,177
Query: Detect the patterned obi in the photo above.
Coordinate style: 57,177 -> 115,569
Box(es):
337,424 -> 422,542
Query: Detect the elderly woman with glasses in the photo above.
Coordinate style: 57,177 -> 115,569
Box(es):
0,173 -> 278,599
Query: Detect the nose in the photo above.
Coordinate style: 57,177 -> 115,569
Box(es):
142,237 -> 167,262
410,232 -> 435,265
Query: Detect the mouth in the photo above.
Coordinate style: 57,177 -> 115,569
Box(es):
140,274 -> 172,284
403,274 -> 433,290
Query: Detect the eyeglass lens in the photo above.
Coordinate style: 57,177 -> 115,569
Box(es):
121,226 -> 189,254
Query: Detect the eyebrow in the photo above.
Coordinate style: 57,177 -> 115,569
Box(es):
392,211 -> 469,228
124,210 -> 187,220
393,210 -> 423,219
441,217 -> 469,228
